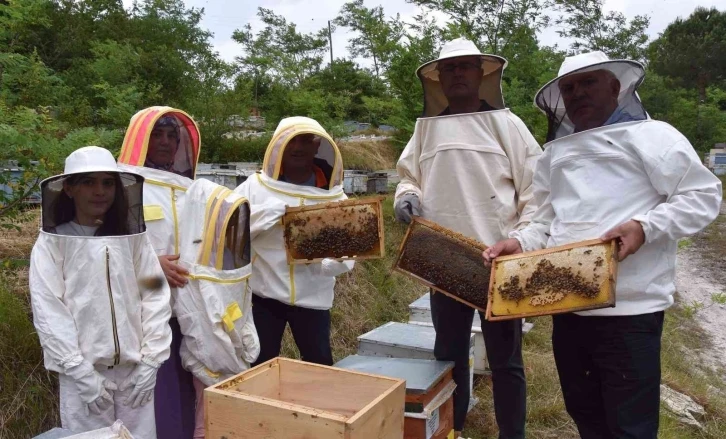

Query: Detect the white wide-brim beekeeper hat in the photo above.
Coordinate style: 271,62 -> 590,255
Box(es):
416,38 -> 508,118
40,146 -> 144,232
535,51 -> 647,140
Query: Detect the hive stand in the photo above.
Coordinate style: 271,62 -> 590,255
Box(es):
357,322 -> 478,412
408,293 -> 534,376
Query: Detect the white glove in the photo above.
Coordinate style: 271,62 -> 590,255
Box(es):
320,258 -> 351,277
189,362 -> 221,387
65,361 -> 117,415
119,362 -> 158,409
394,193 -> 420,224
240,318 -> 260,364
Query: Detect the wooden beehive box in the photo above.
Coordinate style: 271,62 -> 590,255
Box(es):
335,355 -> 455,439
486,239 -> 618,321
205,357 -> 405,439
394,217 -> 490,312
282,196 -> 385,264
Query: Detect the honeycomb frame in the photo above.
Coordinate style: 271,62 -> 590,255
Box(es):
282,196 -> 385,264
486,239 -> 618,321
393,217 -> 490,312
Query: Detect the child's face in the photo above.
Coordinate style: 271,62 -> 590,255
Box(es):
64,172 -> 117,220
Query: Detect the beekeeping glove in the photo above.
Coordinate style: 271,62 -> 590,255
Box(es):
65,360 -> 117,415
120,361 -> 158,409
320,258 -> 351,277
394,193 -> 420,224
188,362 -> 222,387
240,318 -> 261,365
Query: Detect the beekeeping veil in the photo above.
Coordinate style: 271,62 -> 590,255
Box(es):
117,106 -> 201,178
175,178 -> 258,379
535,51 -> 647,141
40,146 -> 144,235
417,38 -> 507,118
262,117 -> 343,190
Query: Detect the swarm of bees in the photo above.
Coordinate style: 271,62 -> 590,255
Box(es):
497,258 -> 600,305
285,205 -> 380,260
398,225 -> 490,308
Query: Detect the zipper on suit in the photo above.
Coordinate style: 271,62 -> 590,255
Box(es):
105,247 -> 121,365
171,188 -> 180,254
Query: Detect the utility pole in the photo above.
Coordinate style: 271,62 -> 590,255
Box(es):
328,20 -> 334,74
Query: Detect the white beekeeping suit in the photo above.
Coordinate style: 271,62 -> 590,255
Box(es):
511,51 -> 723,316
235,117 -> 354,310
175,178 -> 260,384
29,146 -> 171,439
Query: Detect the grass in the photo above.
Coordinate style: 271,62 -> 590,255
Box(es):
337,139 -> 398,171
2,196 -> 726,437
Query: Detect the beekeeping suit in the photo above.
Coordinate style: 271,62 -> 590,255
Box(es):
29,146 -> 171,439
117,106 -> 201,439
511,51 -> 723,316
117,106 -> 201,266
394,38 -> 543,246
175,178 -> 259,385
234,117 -> 354,310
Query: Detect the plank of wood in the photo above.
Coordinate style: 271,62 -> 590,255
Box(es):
283,196 -> 386,214
279,358 -> 402,418
346,380 -> 405,439
206,389 -> 346,439
223,361 -> 280,400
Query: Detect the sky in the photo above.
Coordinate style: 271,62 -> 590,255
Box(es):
123,0 -> 726,66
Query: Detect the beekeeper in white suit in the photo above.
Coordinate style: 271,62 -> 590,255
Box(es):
29,146 -> 172,439
484,51 -> 723,438
394,37 -> 542,438
235,116 -> 353,367
117,106 -> 201,438
175,178 -> 260,438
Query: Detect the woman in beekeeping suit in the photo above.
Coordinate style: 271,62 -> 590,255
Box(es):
235,116 -> 353,368
393,38 -> 543,438
117,106 -> 201,438
485,51 -> 722,438
174,178 -> 259,439
29,146 -> 172,439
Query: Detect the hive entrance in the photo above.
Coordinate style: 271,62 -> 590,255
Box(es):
395,218 -> 490,311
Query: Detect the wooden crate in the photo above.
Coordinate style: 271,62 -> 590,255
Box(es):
335,356 -> 455,439
394,217 -> 490,312
282,196 -> 385,264
205,357 -> 405,439
486,239 -> 618,321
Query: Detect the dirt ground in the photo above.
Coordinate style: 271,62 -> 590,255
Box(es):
675,202 -> 726,376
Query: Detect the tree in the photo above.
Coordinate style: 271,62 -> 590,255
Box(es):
408,0 -> 550,54
334,0 -> 404,77
648,7 -> 726,102
554,0 -> 650,61
233,8 -> 328,88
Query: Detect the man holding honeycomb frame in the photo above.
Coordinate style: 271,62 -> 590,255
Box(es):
394,38 -> 543,439
484,51 -> 723,438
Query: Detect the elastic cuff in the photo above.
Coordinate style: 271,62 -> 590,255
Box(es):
64,359 -> 94,379
508,231 -> 527,253
631,215 -> 651,243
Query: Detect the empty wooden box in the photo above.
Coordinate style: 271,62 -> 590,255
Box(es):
394,217 -> 490,312
486,239 -> 618,321
282,196 -> 385,264
205,357 -> 405,439
335,355 -> 455,439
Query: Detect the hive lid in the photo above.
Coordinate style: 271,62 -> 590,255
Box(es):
335,355 -> 454,395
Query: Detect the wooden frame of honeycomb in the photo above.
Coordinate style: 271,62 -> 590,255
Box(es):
393,217 -> 490,312
486,239 -> 618,321
282,196 -> 385,264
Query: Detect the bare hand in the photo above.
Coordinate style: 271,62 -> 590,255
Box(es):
482,238 -> 522,266
601,220 -> 645,262
158,255 -> 189,288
